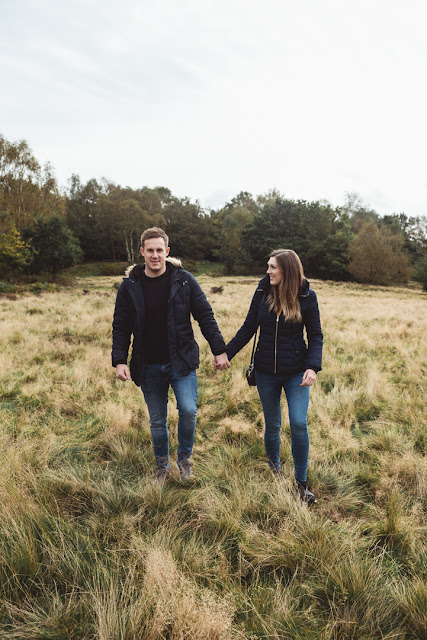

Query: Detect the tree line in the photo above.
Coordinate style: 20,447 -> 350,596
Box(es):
1,133 -> 426,288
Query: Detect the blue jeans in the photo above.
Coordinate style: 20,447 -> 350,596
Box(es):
255,371 -> 310,482
141,363 -> 198,468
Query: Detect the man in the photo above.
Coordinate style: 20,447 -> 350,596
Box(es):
112,227 -> 230,483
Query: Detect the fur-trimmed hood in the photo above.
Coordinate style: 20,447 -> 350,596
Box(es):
124,257 -> 182,279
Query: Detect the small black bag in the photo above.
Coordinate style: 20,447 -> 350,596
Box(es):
245,362 -> 256,386
245,294 -> 264,386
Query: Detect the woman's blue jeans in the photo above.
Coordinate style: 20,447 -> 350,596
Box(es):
141,363 -> 198,468
255,370 -> 310,482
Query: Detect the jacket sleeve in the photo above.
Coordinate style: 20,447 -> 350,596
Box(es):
225,289 -> 264,360
304,290 -> 323,372
188,274 -> 227,356
111,282 -> 133,367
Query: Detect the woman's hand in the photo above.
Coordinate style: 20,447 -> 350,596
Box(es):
301,369 -> 317,386
213,353 -> 231,371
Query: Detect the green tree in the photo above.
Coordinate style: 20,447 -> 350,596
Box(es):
348,221 -> 412,285
65,175 -> 108,261
214,192 -> 258,273
383,213 -> 427,264
101,185 -> 145,263
342,192 -> 379,233
255,188 -> 283,208
242,196 -> 352,279
0,214 -> 33,281
413,256 -> 427,291
164,196 -> 216,261
298,200 -> 353,280
66,178 -> 168,262
22,216 -> 83,280
0,133 -> 64,229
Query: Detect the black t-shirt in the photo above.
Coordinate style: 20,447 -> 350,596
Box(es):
140,266 -> 171,364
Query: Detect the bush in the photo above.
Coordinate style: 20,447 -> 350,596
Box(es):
413,256 -> 427,291
28,282 -> 59,294
349,221 -> 412,285
64,262 -> 131,277
22,216 -> 83,280
179,258 -> 198,274
99,262 -> 130,276
0,281 -> 19,294
0,219 -> 33,281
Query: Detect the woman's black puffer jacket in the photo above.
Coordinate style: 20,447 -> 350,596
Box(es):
226,275 -> 323,375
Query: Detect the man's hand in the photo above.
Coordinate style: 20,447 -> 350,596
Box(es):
116,364 -> 131,381
301,369 -> 317,386
213,353 -> 230,371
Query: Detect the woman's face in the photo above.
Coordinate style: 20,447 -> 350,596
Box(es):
267,257 -> 283,286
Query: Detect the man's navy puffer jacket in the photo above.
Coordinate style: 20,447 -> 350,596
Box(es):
112,261 -> 226,386
226,275 -> 323,375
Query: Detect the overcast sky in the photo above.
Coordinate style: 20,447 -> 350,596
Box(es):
1,0 -> 426,216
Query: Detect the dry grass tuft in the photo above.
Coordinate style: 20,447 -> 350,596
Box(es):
141,546 -> 234,639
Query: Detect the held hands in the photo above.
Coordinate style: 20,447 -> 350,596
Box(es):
301,369 -> 317,386
117,357 -> 231,378
213,353 -> 230,371
116,364 -> 131,381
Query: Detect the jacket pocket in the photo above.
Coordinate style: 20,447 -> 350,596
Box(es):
295,340 -> 308,360
130,353 -> 142,385
176,331 -> 194,347
177,339 -> 199,369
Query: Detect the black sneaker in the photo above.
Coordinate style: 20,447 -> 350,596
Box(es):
296,480 -> 317,504
175,457 -> 194,482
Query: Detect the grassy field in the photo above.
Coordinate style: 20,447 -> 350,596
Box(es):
0,274 -> 426,639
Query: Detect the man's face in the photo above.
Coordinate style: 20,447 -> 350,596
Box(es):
140,237 -> 170,277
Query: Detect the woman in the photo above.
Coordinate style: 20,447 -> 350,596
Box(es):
225,249 -> 323,504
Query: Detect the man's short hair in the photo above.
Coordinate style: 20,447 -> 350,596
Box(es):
140,227 -> 169,248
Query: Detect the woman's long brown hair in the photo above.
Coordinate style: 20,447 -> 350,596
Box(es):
267,249 -> 304,322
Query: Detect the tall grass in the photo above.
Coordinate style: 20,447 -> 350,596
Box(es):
0,276 -> 426,638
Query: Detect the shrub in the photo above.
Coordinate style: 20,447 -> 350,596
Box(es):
0,281 -> 19,294
22,216 -> 83,280
99,262 -> 130,276
349,221 -> 412,285
413,256 -> 427,291
0,219 -> 33,281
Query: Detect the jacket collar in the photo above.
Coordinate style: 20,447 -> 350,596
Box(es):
127,258 -> 182,282
123,260 -> 185,317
